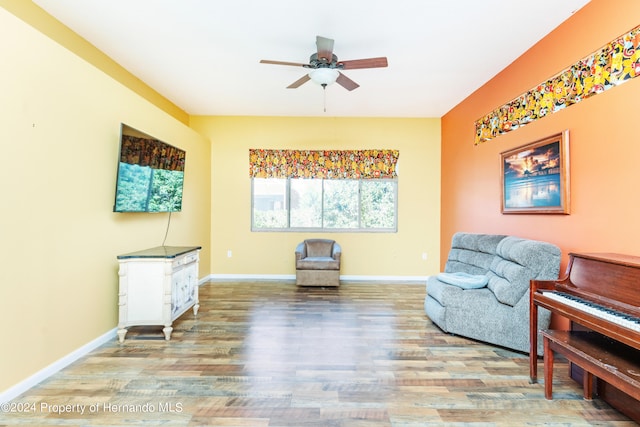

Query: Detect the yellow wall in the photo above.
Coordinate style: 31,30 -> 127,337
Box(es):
0,0 -> 188,124
190,116 -> 441,278
0,6 -> 210,393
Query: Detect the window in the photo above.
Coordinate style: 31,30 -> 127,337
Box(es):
252,178 -> 397,232
249,148 -> 399,232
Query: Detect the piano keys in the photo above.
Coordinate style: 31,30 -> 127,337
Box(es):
541,291 -> 640,332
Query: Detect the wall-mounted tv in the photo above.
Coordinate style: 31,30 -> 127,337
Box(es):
113,124 -> 185,212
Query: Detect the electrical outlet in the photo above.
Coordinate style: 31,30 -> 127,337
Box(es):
227,250 -> 232,258
422,252 -> 428,260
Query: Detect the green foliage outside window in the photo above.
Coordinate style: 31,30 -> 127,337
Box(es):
252,178 -> 397,232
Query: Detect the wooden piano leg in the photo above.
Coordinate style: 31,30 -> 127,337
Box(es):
530,294 -> 538,383
544,334 -> 554,400
583,370 -> 593,400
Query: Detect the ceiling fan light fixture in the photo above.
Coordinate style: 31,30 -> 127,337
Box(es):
308,68 -> 339,86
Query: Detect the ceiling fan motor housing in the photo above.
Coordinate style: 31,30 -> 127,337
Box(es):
307,53 -> 342,69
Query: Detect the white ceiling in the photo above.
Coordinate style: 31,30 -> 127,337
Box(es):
33,0 -> 590,118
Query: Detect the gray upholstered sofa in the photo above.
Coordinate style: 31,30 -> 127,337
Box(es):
424,232 -> 561,355
295,239 -> 341,287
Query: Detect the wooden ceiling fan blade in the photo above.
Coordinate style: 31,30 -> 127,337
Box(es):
316,36 -> 335,63
339,57 -> 388,70
287,74 -> 311,89
260,59 -> 308,67
336,72 -> 359,91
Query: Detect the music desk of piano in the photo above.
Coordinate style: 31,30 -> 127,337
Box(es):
530,252 -> 640,421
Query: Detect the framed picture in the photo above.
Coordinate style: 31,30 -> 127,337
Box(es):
500,130 -> 570,214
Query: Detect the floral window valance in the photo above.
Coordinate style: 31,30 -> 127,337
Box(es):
249,149 -> 399,179
475,24 -> 640,144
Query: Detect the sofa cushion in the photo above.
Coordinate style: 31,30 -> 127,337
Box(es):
436,272 -> 488,289
426,276 -> 463,307
486,260 -> 532,307
296,257 -> 340,270
487,236 -> 562,306
500,236 -> 562,281
305,239 -> 335,258
444,233 -> 507,275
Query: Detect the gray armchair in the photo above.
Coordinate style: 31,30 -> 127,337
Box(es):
295,239 -> 341,287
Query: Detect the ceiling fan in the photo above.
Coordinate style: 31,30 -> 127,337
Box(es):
260,35 -> 388,91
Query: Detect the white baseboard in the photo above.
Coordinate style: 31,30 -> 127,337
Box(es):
0,327 -> 117,404
206,273 -> 295,281
205,273 -> 427,284
341,275 -> 428,283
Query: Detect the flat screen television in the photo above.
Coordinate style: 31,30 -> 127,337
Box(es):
113,124 -> 185,212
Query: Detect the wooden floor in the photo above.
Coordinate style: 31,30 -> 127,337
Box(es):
0,282 -> 635,426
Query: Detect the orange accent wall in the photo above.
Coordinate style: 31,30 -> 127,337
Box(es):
441,0 -> 640,326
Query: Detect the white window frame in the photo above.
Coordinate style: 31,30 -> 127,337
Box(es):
251,178 -> 398,232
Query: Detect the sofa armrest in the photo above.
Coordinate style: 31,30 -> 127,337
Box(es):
332,242 -> 342,261
295,242 -> 307,261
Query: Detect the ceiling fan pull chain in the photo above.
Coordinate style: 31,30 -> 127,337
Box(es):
322,84 -> 327,112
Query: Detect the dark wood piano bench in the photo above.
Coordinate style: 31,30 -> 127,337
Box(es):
542,329 -> 640,401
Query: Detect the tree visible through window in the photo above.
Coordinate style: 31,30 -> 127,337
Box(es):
252,178 -> 397,232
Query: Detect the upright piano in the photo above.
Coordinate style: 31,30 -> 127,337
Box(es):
530,252 -> 640,420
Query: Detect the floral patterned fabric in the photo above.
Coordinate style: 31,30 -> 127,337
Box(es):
120,135 -> 185,171
475,24 -> 640,144
249,149 -> 399,179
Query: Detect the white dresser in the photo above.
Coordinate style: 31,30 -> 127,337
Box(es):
116,246 -> 201,342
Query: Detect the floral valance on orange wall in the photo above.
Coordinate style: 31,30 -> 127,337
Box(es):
475,24 -> 640,145
249,149 -> 400,179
